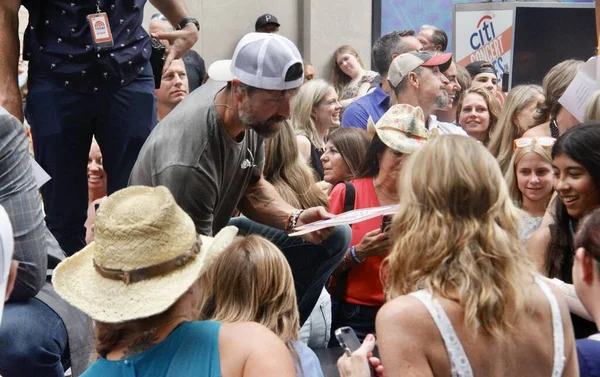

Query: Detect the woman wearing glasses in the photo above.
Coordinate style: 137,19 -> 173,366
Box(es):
505,137 -> 555,243
529,122 -> 600,338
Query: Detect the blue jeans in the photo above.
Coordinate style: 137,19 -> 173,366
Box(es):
329,301 -> 381,347
26,67 -> 156,256
0,298 -> 69,377
228,217 -> 351,326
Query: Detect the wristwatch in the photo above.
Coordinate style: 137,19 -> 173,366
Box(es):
177,17 -> 200,31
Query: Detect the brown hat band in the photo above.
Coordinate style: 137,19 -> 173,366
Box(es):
93,239 -> 202,285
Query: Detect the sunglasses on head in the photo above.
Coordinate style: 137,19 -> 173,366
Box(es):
513,137 -> 556,151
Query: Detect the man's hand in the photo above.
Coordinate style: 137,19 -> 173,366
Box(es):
337,334 -> 384,377
150,23 -> 198,74
296,206 -> 335,244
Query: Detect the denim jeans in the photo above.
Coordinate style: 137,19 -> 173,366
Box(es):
26,66 -> 156,256
299,288 -> 332,348
227,217 -> 351,326
329,301 -> 381,347
0,297 -> 69,377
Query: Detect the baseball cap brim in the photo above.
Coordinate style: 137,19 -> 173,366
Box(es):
422,53 -> 452,72
208,60 -> 234,82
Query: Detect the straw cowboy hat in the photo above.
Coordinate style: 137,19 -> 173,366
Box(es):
367,104 -> 430,154
52,186 -> 238,324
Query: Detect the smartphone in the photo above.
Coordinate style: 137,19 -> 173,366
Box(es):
149,37 -> 166,89
381,214 -> 393,232
335,327 -> 377,377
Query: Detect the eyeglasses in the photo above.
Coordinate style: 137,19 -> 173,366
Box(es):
513,137 -> 556,151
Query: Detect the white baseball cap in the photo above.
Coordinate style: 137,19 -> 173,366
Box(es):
208,32 -> 304,91
0,205 -> 14,326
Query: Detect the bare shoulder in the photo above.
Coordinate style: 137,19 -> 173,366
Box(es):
219,322 -> 295,377
377,295 -> 434,338
522,122 -> 550,138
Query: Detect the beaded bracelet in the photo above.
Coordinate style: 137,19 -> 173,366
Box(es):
350,246 -> 363,264
285,209 -> 304,234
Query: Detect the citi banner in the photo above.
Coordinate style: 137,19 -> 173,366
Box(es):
456,10 -> 513,85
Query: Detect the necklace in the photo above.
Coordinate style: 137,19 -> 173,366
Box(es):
374,182 -> 399,201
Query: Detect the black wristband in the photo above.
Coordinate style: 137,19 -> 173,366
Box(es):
177,17 -> 200,31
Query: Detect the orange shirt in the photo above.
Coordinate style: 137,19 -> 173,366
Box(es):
329,177 -> 387,306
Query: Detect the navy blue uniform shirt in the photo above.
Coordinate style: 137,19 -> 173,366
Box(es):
22,0 -> 151,93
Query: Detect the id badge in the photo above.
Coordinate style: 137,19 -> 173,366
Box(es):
87,12 -> 114,48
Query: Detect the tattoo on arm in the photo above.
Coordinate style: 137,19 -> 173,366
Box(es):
122,327 -> 159,358
245,185 -> 275,209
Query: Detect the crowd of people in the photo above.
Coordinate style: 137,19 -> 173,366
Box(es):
1,2 -> 600,377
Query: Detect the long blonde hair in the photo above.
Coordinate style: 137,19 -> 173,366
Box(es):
383,135 -> 533,338
504,142 -> 553,209
488,85 -> 543,174
291,79 -> 333,150
198,235 -> 300,360
264,120 -> 328,209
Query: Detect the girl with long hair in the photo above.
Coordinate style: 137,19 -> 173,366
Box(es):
529,122 -> 600,338
488,84 -> 544,174
456,86 -> 501,145
339,135 -> 577,377
504,138 -> 554,243
198,235 -> 324,377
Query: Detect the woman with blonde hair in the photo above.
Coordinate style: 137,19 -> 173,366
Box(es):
331,45 -> 378,107
292,79 -> 343,180
504,138 -> 555,243
199,235 -> 324,377
524,59 -> 583,138
264,120 -> 328,210
488,84 -> 544,174
456,86 -> 501,145
339,135 -> 578,377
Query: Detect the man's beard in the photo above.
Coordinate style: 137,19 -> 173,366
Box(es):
435,93 -> 449,109
239,100 -> 286,138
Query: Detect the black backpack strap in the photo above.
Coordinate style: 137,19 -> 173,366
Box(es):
342,181 -> 355,213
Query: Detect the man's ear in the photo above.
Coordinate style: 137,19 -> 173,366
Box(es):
231,79 -> 245,100
408,71 -> 419,88
575,247 -> 596,285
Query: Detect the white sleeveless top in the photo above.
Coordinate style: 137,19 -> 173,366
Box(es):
410,276 -> 565,377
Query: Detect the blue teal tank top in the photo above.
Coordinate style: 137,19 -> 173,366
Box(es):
82,321 -> 222,377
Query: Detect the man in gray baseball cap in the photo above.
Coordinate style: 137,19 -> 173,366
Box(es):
387,51 -> 467,135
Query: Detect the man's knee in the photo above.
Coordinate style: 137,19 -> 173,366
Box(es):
0,300 -> 68,375
324,224 -> 352,257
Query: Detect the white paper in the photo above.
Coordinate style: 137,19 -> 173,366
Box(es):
558,56 -> 599,123
29,156 -> 51,188
288,204 -> 399,237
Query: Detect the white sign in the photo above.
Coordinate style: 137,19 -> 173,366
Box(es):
558,56 -> 598,123
288,205 -> 399,237
455,10 -> 514,85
